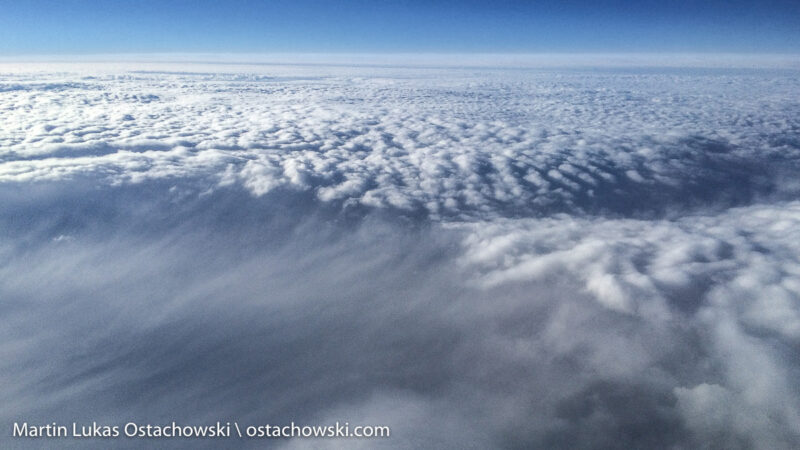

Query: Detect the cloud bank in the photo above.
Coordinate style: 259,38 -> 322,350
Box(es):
1,61 -> 800,448
2,66 -> 799,219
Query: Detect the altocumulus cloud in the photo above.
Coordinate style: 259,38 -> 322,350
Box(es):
1,60 -> 800,449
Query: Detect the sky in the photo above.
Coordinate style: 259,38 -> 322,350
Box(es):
0,0 -> 799,55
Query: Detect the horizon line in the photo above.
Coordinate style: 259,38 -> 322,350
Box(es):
1,52 -> 800,70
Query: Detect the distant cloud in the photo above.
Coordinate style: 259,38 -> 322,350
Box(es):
2,68 -> 799,220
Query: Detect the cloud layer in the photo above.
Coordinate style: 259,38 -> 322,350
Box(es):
2,67 -> 799,219
1,61 -> 800,448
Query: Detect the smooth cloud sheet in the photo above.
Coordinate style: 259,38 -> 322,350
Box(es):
1,60 -> 800,449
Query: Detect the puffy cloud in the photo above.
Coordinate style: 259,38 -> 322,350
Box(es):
451,201 -> 800,447
2,66 -> 799,219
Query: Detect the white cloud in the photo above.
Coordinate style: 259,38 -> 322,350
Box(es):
2,65 -> 799,220
1,61 -> 800,448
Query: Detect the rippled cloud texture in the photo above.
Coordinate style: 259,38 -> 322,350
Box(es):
2,59 -> 800,448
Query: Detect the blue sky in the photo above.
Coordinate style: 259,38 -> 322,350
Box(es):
0,0 -> 799,54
